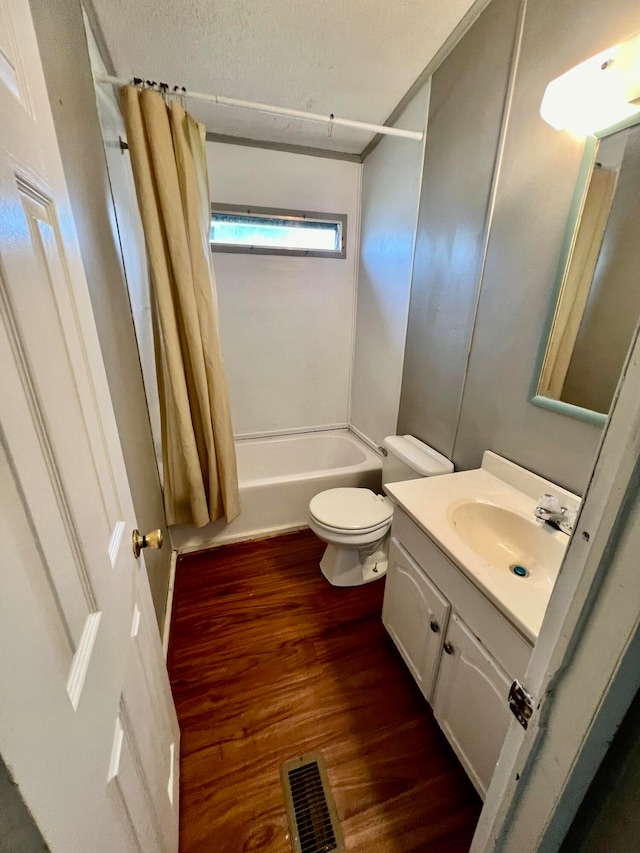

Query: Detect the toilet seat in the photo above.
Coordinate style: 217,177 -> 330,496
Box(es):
309,515 -> 392,537
308,487 -> 393,535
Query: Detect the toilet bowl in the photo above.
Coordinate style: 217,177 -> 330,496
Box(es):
308,488 -> 394,586
308,435 -> 453,587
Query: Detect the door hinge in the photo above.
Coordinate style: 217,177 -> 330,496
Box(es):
508,680 -> 534,730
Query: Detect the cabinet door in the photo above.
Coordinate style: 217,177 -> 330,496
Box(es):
433,614 -> 512,798
382,537 -> 450,702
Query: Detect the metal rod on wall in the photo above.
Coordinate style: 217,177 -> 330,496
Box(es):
94,73 -> 424,142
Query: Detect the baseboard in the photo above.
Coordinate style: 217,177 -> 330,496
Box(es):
162,550 -> 178,660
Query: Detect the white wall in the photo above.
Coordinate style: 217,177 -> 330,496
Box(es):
85,28 -> 163,471
349,82 -> 430,448
206,143 -> 361,437
95,89 -> 164,467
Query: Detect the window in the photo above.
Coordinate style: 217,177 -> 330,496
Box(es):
210,204 -> 346,258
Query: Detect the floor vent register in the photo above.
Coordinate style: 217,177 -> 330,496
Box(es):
280,752 -> 345,853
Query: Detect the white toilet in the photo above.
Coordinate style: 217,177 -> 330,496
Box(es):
308,435 -> 453,587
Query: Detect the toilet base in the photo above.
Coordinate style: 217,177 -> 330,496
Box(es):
319,538 -> 389,587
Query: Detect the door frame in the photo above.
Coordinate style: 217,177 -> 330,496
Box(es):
472,318 -> 640,850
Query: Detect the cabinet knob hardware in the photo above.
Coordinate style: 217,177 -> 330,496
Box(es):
132,528 -> 163,558
443,642 -> 454,655
430,620 -> 439,633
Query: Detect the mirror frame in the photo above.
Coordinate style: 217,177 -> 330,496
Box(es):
530,112 -> 640,426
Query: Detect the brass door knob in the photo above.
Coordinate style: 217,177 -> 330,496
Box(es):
132,528 -> 163,558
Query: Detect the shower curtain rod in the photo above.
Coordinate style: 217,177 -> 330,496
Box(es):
94,73 -> 424,142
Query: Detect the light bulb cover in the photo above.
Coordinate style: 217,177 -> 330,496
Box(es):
541,34 -> 640,135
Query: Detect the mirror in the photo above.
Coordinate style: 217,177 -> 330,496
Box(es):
532,119 -> 640,424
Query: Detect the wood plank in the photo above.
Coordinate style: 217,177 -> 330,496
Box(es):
169,529 -> 481,852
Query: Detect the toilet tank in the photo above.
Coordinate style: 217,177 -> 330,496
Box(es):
382,435 -> 453,485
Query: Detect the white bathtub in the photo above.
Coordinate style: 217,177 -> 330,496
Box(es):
169,429 -> 382,553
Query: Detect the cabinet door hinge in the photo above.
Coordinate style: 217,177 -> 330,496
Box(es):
508,680 -> 534,729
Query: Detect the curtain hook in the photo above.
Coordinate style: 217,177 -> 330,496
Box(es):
328,113 -> 334,138
171,85 -> 186,109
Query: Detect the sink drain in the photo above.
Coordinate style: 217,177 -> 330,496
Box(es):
510,564 -> 530,578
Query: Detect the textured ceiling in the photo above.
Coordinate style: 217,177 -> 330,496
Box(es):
91,0 -> 478,155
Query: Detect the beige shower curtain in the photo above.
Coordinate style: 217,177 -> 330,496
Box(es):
120,85 -> 240,527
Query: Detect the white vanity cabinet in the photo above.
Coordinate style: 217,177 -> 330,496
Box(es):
382,507 -> 533,798
382,538 -> 450,701
433,614 -> 513,796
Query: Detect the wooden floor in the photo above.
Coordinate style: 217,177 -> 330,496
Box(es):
168,529 -> 481,853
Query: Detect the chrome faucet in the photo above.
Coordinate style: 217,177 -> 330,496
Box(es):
534,494 -> 576,536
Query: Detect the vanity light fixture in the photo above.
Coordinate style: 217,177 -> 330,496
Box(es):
541,33 -> 640,135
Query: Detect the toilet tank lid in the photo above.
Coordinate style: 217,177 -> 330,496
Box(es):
382,435 -> 454,477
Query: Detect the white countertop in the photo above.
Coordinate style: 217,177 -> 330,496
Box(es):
384,452 -> 580,643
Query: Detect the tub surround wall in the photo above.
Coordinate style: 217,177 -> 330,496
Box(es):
206,142 -> 361,438
349,81 -> 430,448
397,0 -> 639,496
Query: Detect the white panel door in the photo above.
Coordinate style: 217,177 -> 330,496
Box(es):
382,537 -> 450,701
433,614 -> 512,799
0,2 -> 179,850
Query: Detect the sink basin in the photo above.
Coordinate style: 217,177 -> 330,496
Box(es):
385,452 -> 581,640
448,499 -> 567,590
